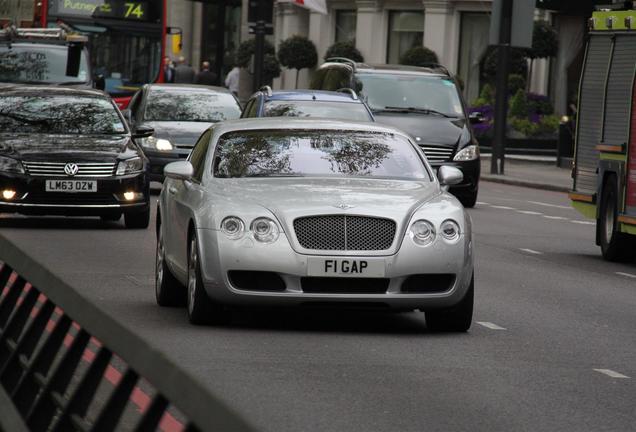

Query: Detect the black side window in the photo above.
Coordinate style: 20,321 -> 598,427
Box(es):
189,129 -> 212,182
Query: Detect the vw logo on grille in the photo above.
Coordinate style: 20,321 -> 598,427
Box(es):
64,163 -> 79,177
334,203 -> 355,210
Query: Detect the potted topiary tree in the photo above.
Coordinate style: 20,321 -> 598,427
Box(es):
524,21 -> 558,90
324,41 -> 364,62
398,46 -> 439,66
277,35 -> 318,88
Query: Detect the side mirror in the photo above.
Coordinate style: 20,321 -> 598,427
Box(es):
438,165 -> 463,186
132,125 -> 154,139
469,111 -> 484,124
164,161 -> 193,180
93,74 -> 105,90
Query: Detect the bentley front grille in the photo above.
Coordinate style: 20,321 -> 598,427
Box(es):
23,161 -> 116,178
419,145 -> 454,162
293,215 -> 396,251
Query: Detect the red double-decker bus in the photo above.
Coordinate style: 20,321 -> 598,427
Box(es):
2,0 -> 166,108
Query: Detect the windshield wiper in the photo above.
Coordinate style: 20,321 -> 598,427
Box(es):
377,106 -> 457,118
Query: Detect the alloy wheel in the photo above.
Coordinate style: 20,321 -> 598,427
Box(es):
187,237 -> 198,315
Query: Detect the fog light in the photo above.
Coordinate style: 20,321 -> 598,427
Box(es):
2,189 -> 16,200
124,191 -> 136,201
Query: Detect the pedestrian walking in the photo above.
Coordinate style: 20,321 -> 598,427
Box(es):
194,61 -> 218,86
174,56 -> 195,84
225,65 -> 240,97
163,56 -> 175,83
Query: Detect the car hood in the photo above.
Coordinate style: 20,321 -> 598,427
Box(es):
144,121 -> 212,148
210,177 -> 440,225
0,133 -> 137,161
373,112 -> 466,147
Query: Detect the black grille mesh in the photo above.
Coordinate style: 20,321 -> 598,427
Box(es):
293,215 -> 396,251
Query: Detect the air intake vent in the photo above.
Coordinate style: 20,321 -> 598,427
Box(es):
293,215 -> 396,251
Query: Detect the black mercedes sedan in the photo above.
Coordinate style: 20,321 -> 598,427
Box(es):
0,86 -> 151,228
123,84 -> 242,181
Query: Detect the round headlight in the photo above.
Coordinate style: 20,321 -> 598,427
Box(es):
409,220 -> 436,246
440,219 -> 460,242
251,217 -> 279,243
221,216 -> 245,239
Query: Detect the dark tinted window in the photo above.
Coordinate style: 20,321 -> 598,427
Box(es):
189,129 -> 212,181
214,130 -> 427,180
144,89 -> 241,122
263,100 -> 372,121
0,95 -> 125,134
0,44 -> 90,84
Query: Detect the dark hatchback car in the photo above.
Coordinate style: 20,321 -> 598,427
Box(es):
241,86 -> 374,121
124,84 -> 242,181
0,87 -> 151,228
311,60 -> 480,207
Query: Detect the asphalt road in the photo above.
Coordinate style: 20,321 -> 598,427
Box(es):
1,182 -> 635,432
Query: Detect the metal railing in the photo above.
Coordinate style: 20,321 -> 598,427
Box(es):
0,233 -> 254,432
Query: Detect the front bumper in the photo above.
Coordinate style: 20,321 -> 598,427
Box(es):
0,172 -> 149,216
194,229 -> 474,310
143,148 -> 191,181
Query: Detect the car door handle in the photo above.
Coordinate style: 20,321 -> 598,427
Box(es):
168,186 -> 178,194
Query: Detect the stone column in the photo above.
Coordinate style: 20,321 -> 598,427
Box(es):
355,0 -> 385,63
422,0 -> 457,72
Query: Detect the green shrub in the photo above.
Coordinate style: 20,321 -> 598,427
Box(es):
482,46 -> 528,83
509,89 -> 529,119
509,117 -> 538,137
324,41 -> 364,62
526,21 -> 558,59
236,39 -> 276,68
278,35 -> 318,71
262,54 -> 281,84
399,46 -> 439,66
508,74 -> 526,95
536,115 -> 560,135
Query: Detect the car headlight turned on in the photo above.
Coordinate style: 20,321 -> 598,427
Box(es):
409,219 -> 436,246
440,219 -> 461,242
116,157 -> 144,176
140,136 -> 173,151
0,156 -> 25,174
251,217 -> 279,243
453,145 -> 479,161
221,216 -> 245,239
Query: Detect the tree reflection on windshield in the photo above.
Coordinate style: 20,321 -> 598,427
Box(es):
214,130 -> 427,180
0,46 -> 88,84
0,96 -> 126,134
144,91 -> 242,122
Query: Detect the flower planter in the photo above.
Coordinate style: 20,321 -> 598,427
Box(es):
477,136 -> 558,157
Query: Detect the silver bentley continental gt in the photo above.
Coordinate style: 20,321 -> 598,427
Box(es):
156,118 -> 474,331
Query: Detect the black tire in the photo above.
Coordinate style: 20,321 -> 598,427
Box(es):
155,228 -> 185,307
186,233 -> 230,325
426,274 -> 474,332
124,207 -> 150,229
458,190 -> 478,208
100,213 -> 121,222
599,177 -> 632,262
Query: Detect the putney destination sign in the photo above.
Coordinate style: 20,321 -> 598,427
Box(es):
52,0 -> 152,21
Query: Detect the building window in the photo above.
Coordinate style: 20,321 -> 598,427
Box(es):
335,10 -> 357,43
457,12 -> 491,103
386,11 -> 424,64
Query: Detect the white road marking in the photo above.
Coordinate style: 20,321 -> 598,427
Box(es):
517,210 -> 543,215
528,201 -> 573,210
616,272 -> 636,279
477,321 -> 507,330
476,201 -> 490,206
491,205 -> 516,210
571,220 -> 595,225
543,215 -> 567,220
594,369 -> 630,379
519,248 -> 543,255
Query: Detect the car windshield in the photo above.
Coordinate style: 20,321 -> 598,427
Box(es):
0,95 -> 126,134
0,44 -> 90,85
262,100 -> 372,121
144,89 -> 242,122
214,130 -> 428,180
356,73 -> 464,117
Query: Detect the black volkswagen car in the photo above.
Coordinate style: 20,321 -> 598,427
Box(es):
0,86 -> 151,228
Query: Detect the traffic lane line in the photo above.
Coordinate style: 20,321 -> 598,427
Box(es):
476,321 -> 507,330
593,369 -> 630,379
615,272 -> 636,279
19,293 -> 185,432
519,248 -> 543,255
527,200 -> 573,210
517,210 -> 543,215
